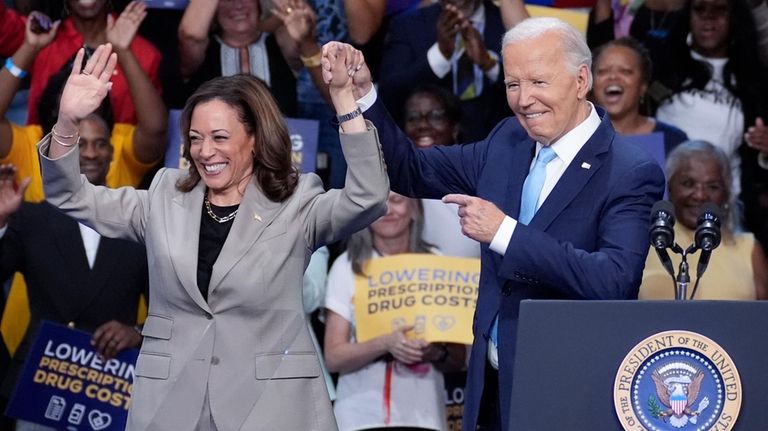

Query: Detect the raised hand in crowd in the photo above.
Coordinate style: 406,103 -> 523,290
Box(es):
106,1 -> 147,52
0,12 -> 59,157
49,44 -> 118,159
91,320 -> 142,359
0,164 -> 30,229
746,117 -> 768,154
436,3 -> 470,60
460,16 -> 497,71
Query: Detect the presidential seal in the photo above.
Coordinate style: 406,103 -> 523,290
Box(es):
614,330 -> 741,431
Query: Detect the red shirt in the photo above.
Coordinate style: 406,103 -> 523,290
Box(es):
0,6 -> 162,125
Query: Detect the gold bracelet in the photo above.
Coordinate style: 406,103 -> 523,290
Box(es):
51,133 -> 79,148
52,124 -> 77,139
300,51 -> 322,68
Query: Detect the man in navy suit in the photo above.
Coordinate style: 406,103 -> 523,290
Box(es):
330,15 -> 665,431
379,0 -> 519,141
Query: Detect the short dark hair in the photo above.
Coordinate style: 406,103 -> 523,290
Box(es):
592,37 -> 653,85
176,75 -> 298,202
403,84 -> 462,127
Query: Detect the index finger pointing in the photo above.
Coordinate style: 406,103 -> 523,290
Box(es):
442,194 -> 471,206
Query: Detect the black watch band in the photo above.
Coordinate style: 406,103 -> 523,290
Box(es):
335,106 -> 362,124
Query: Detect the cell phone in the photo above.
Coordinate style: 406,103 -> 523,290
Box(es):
142,0 -> 190,9
30,13 -> 53,34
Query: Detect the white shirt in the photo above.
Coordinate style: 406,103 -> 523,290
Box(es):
0,222 -> 100,269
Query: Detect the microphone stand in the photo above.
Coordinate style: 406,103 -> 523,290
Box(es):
669,243 -> 691,301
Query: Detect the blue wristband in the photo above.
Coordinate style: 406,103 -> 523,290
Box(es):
4,58 -> 27,79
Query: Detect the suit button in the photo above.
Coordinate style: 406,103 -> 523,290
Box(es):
211,356 -> 220,365
205,312 -> 213,320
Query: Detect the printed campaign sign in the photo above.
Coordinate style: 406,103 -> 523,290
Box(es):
353,254 -> 480,345
6,321 -> 138,430
165,110 -> 320,174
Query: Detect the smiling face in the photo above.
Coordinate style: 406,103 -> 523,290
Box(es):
690,0 -> 731,58
78,116 -> 112,186
669,154 -> 728,230
593,45 -> 646,120
404,92 -> 458,148
217,0 -> 260,36
189,99 -> 256,203
503,31 -> 591,145
370,192 -> 416,242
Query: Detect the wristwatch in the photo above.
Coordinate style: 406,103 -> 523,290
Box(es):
335,106 -> 362,124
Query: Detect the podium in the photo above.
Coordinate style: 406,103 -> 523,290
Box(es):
509,300 -> 768,430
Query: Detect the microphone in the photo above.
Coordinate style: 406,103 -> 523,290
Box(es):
694,203 -> 722,278
649,201 -> 676,250
649,201 -> 676,279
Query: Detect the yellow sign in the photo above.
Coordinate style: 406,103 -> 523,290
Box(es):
353,254 -> 480,345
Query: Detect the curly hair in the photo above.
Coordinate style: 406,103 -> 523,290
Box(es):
176,75 -> 298,202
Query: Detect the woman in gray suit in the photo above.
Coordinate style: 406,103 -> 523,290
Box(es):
34,42 -> 388,431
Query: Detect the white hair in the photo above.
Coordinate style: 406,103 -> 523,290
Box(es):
501,17 -> 593,90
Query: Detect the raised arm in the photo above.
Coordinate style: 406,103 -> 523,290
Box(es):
321,42 -> 367,133
48,44 -> 118,160
0,12 -> 59,158
107,1 -> 167,164
272,0 -> 332,104
342,0 -> 387,45
178,0 -> 219,79
499,0 -> 530,29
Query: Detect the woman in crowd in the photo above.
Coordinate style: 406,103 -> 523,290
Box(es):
639,140 -> 768,300
591,37 -> 687,155
178,0 -> 297,115
656,0 -> 768,247
401,84 -> 480,258
324,191 -> 466,431
34,42 -> 388,430
0,0 -> 161,125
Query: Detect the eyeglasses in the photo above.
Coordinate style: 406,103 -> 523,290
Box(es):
404,109 -> 450,128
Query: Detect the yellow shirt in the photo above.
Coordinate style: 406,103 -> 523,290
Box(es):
640,224 -> 757,300
0,123 -> 154,355
2,123 -> 154,202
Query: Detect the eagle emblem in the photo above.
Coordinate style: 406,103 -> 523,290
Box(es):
650,362 -> 710,428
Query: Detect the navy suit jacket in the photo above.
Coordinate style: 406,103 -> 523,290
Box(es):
365,100 -> 665,430
378,0 -> 508,141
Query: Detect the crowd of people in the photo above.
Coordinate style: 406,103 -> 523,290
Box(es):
1,0 -> 767,430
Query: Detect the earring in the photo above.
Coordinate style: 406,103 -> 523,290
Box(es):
686,32 -> 693,47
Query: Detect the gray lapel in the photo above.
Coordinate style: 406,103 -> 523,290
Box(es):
207,180 -> 285,296
167,181 -> 211,312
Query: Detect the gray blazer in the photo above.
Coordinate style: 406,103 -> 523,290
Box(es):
39,126 -> 389,431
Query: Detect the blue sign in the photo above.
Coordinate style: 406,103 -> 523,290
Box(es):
6,321 -> 138,430
165,110 -> 320,174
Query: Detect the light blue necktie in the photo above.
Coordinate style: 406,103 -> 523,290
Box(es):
491,146 -> 557,347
